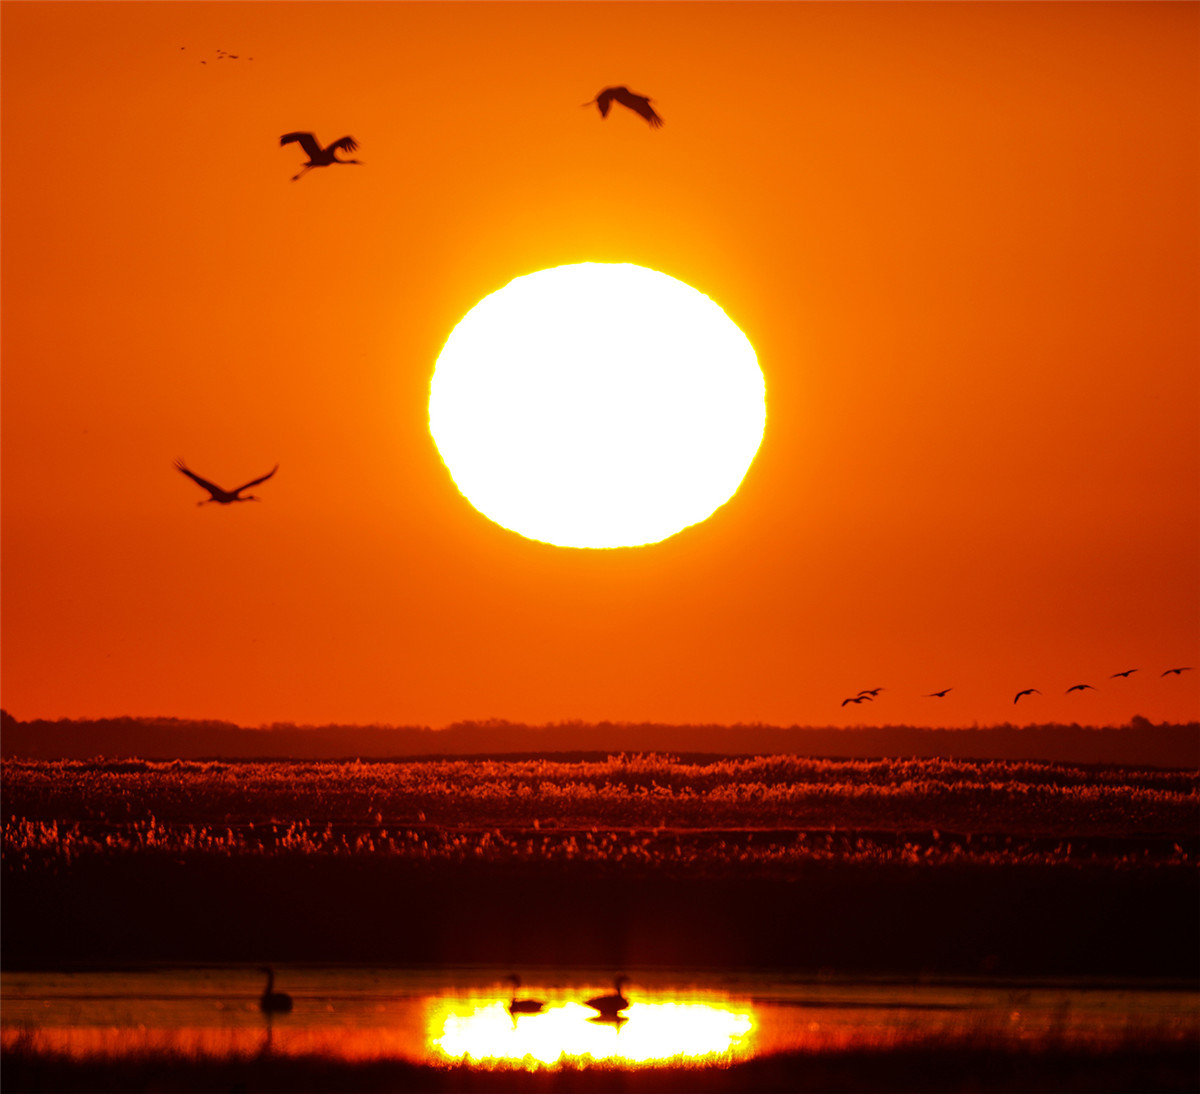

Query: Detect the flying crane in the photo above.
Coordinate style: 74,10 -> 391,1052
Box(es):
280,132 -> 362,181
583,86 -> 663,128
174,459 -> 278,505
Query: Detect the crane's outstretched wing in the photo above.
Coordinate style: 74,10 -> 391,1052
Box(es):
174,459 -> 223,496
232,464 -> 279,494
613,87 -> 663,127
280,132 -> 323,158
328,136 -> 358,154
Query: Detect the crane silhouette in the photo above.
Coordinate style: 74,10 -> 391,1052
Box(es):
857,688 -> 885,697
1111,669 -> 1138,678
1013,688 -> 1040,704
280,132 -> 361,181
583,86 -> 663,128
1162,667 -> 1193,676
1065,684 -> 1096,693
584,975 -> 630,1018
841,695 -> 872,706
258,967 -> 293,1013
175,459 -> 278,504
926,689 -> 953,698
505,975 -> 546,1018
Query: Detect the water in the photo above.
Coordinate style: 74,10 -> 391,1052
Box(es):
3,967 -> 1195,1068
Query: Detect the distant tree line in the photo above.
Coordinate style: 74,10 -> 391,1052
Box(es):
1,711 -> 1197,767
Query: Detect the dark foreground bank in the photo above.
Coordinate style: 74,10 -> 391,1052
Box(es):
4,1043 -> 1198,1094
5,854 -> 1197,976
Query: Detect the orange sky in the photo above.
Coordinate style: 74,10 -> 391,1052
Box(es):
2,2 -> 1197,730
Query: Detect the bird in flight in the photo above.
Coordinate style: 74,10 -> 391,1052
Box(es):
1013,688 -> 1040,704
925,689 -> 953,698
1162,667 -> 1193,676
1065,684 -> 1096,693
174,459 -> 278,505
857,688 -> 884,697
583,86 -> 663,128
841,695 -> 872,706
280,132 -> 361,181
1110,669 -> 1138,678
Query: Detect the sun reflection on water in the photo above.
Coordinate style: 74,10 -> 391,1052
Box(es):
430,996 -> 755,1068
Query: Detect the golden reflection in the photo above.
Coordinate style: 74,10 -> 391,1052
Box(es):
429,997 -> 755,1067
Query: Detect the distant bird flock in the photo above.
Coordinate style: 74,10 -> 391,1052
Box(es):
839,669 -> 1190,711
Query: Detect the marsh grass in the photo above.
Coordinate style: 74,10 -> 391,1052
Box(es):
4,755 -> 1197,974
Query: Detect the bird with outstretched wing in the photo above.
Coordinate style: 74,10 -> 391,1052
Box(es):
583,86 -> 663,128
175,459 -> 278,504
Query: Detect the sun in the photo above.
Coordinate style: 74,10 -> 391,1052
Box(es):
428,263 -> 766,549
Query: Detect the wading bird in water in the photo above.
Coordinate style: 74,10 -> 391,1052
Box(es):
1162,667 -> 1193,676
584,975 -> 630,1017
1066,684 -> 1096,694
583,86 -> 663,128
1014,688 -> 1040,704
926,689 -> 953,698
1111,669 -> 1138,678
279,132 -> 361,181
175,459 -> 278,504
505,975 -> 546,1018
259,967 -> 293,1013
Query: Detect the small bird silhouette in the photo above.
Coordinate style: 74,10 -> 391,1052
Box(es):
926,689 -> 953,698
857,688 -> 884,697
583,86 -> 663,128
1162,667 -> 1193,676
1111,669 -> 1138,678
280,132 -> 362,181
259,967 -> 293,1013
841,695 -> 872,706
505,975 -> 546,1017
1065,684 -> 1096,693
584,975 -> 630,1017
1014,688 -> 1040,704
175,459 -> 278,505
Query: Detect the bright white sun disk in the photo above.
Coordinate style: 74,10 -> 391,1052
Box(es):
428,263 -> 765,548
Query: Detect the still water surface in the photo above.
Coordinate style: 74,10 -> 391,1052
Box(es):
3,968 -> 1195,1068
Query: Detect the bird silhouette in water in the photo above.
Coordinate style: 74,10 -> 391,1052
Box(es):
1111,669 -> 1138,678
1014,688 -> 1040,704
926,688 -> 953,698
505,975 -> 546,1018
583,86 -> 663,128
841,695 -> 872,707
1065,684 -> 1096,694
584,975 -> 630,1018
175,459 -> 278,505
259,967 -> 293,1013
280,132 -> 361,181
1162,667 -> 1193,676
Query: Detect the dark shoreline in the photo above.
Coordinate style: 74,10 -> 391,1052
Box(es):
5,855 -> 1197,977
5,1043 -> 1198,1094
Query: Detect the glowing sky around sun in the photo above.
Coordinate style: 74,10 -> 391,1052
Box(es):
0,2 -> 1195,728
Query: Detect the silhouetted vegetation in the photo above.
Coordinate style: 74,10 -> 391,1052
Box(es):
3,755 -> 1196,976
4,1040 -> 1198,1093
3,711 -> 1197,766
